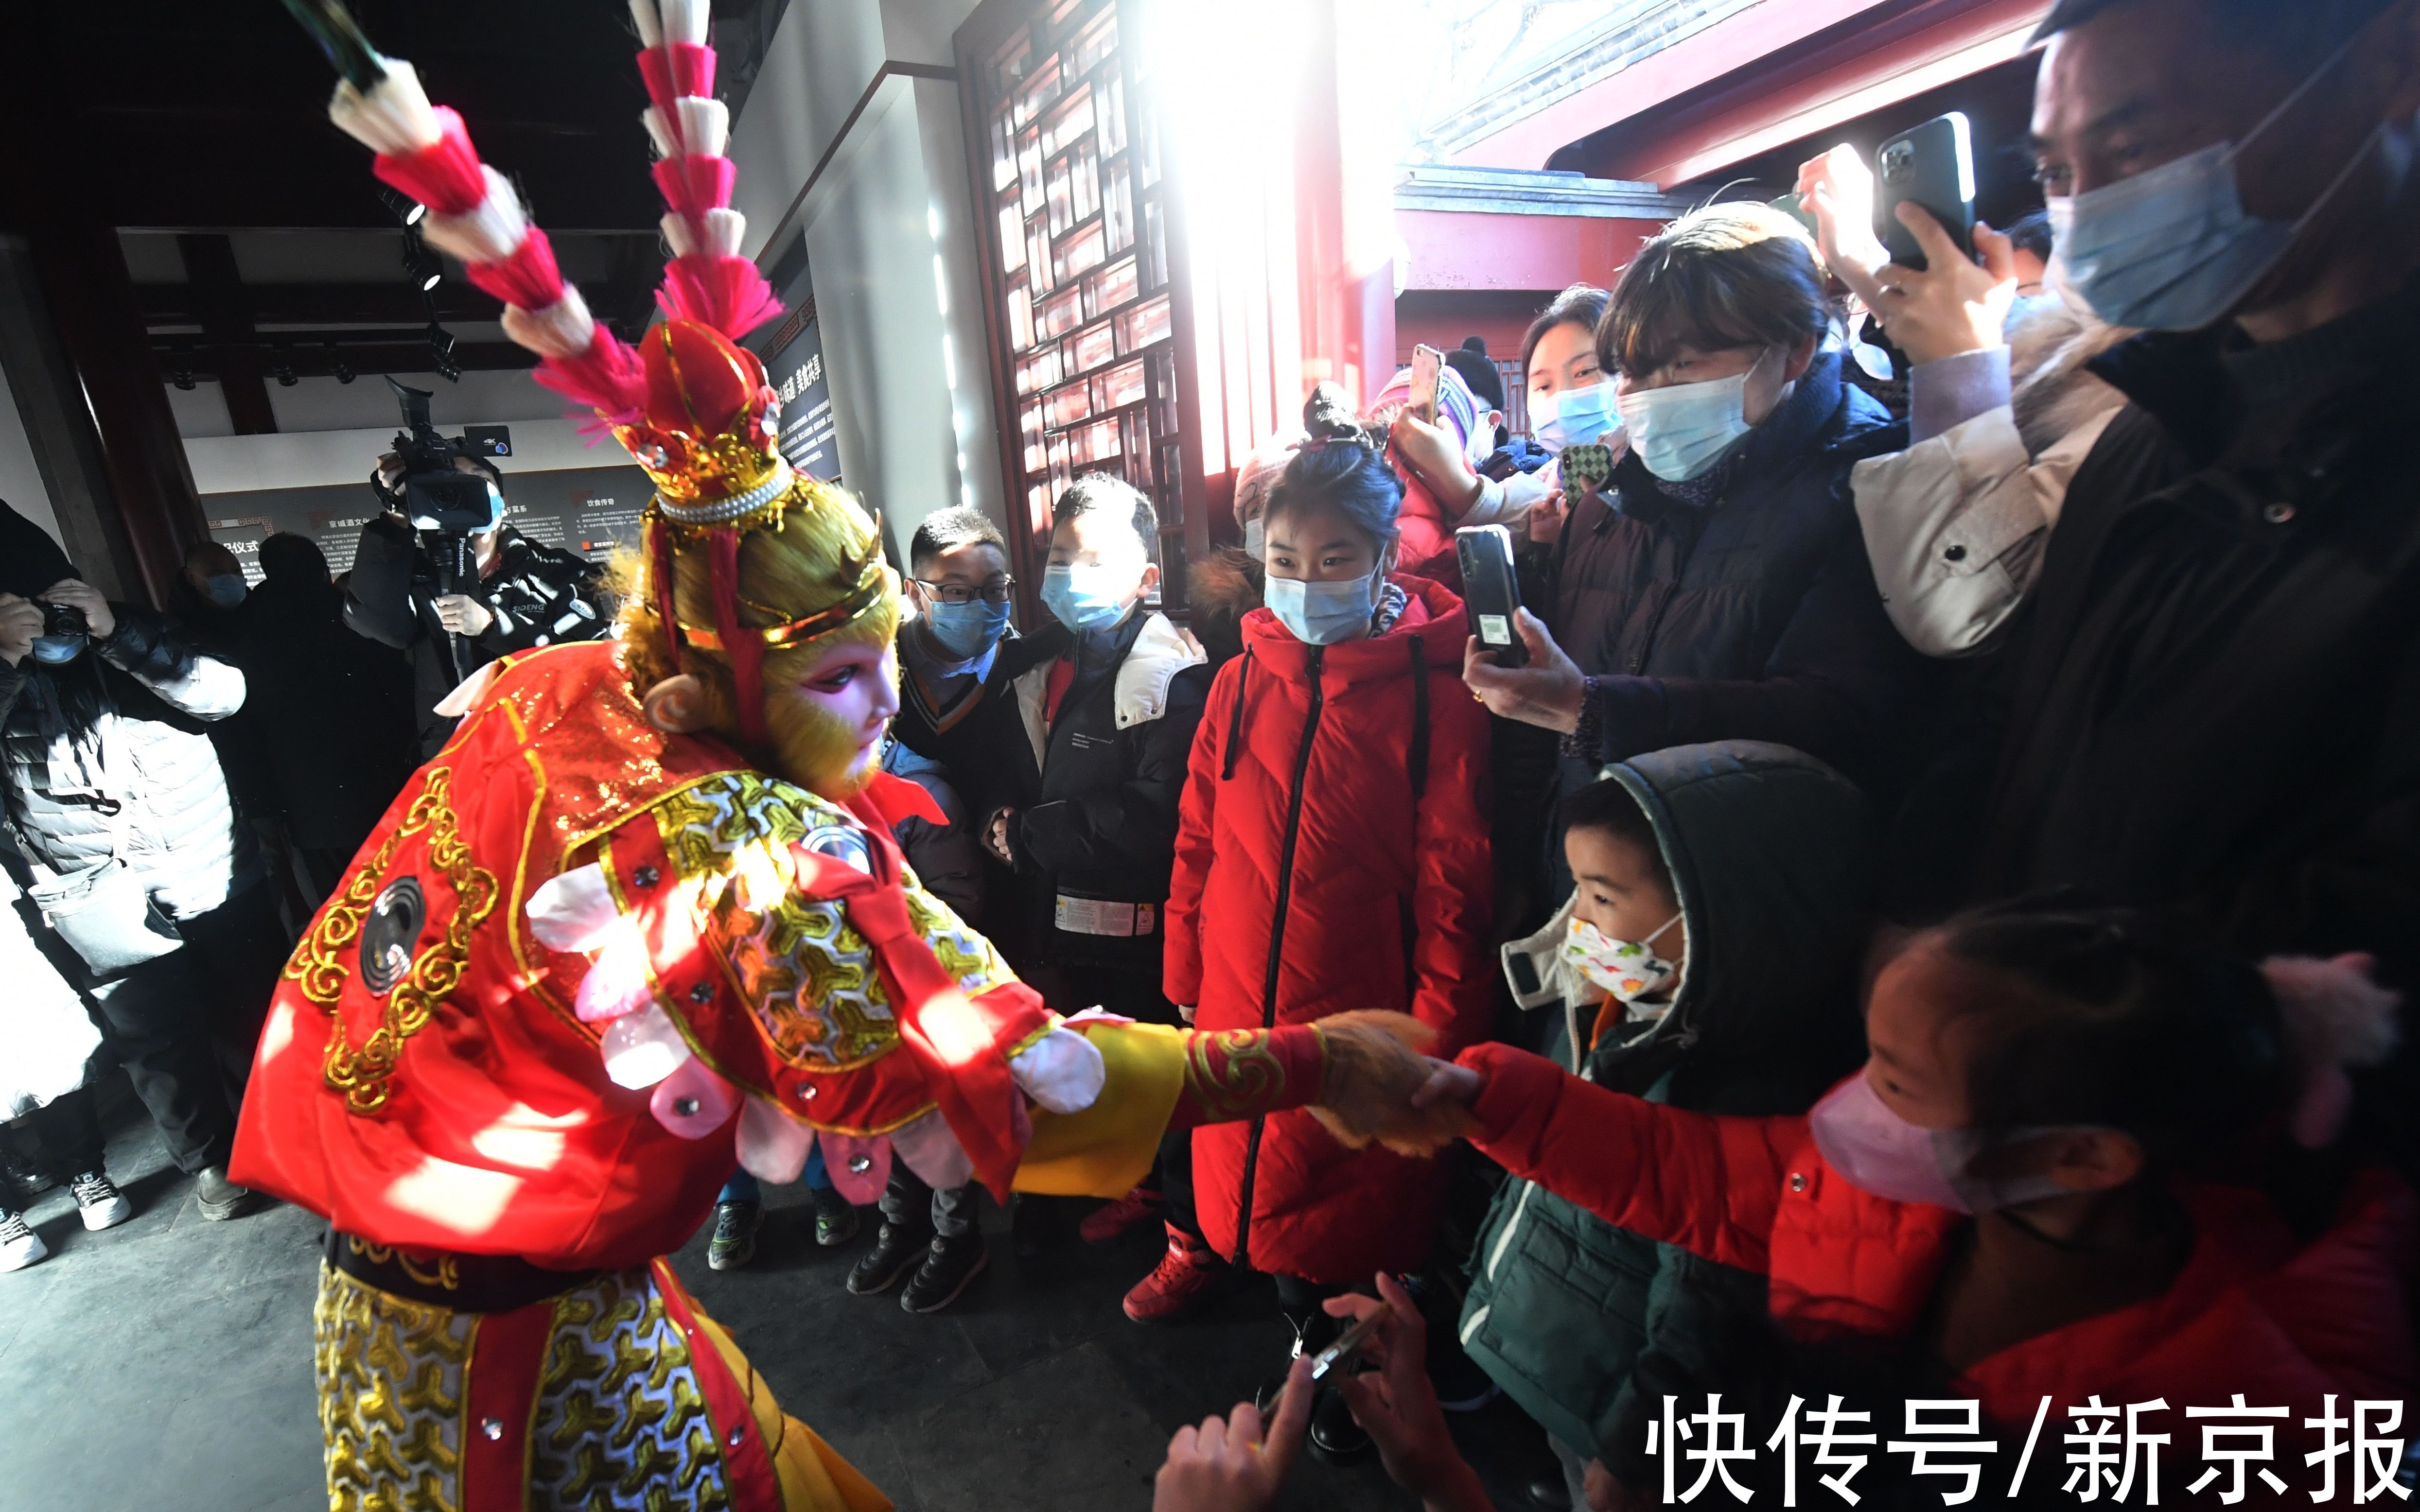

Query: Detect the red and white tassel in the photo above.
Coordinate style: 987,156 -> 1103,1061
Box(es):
329,54 -> 440,156
662,207 -> 747,261
631,0 -> 711,49
501,287 -> 598,361
422,165 -> 531,266
643,96 -> 729,159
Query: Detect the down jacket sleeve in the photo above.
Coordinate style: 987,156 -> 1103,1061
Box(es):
1853,401 -> 2121,658
1588,509 -> 1936,792
1458,1042 -> 1793,1277
1012,665 -> 1210,882
1406,662 -> 1494,1056
100,606 -> 245,720
343,514 -> 426,650
1161,658 -> 1232,1010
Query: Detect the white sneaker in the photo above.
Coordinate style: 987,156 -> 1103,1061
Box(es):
70,1172 -> 132,1231
0,1211 -> 46,1271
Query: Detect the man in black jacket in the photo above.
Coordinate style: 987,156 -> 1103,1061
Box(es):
346,453 -> 607,757
1929,0 -> 2420,978
979,475 -> 1210,1022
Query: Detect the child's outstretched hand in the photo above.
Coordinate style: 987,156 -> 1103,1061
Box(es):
1411,1057 -> 1485,1112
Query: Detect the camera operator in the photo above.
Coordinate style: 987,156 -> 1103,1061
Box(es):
347,448 -> 608,759
0,502 -> 277,1223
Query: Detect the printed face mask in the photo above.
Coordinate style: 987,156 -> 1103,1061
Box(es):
1806,1074 -> 2108,1213
1615,351 -> 1773,483
1040,562 -> 1135,633
1533,382 -> 1617,450
1264,567 -> 1377,645
923,597 -> 1010,662
2048,29 -> 2379,333
1561,912 -> 1682,1003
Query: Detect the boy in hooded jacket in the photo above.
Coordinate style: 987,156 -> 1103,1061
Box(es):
1461,740 -> 1871,1505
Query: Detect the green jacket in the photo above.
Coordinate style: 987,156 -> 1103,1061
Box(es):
1457,741 -> 1873,1477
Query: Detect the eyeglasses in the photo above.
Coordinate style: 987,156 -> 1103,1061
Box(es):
911,577 -> 1016,605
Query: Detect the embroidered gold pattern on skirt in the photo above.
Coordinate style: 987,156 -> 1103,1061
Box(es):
529,1268 -> 733,1512
317,1263 -> 476,1512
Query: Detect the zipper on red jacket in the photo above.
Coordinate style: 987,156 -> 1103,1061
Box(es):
1232,643 -> 1325,1268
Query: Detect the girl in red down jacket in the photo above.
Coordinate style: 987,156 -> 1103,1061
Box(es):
1424,900 -> 2414,1503
1145,388 -> 1494,1340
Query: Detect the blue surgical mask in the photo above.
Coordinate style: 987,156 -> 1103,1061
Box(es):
2048,31 -> 2377,333
1264,568 -> 1378,645
923,597 -> 1010,662
1242,517 -> 1264,561
203,574 -> 246,609
1534,382 -> 1616,450
1040,562 -> 1135,633
1615,352 -> 1771,483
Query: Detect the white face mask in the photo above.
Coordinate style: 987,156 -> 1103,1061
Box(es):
1561,912 -> 1682,1003
1615,350 -> 1776,483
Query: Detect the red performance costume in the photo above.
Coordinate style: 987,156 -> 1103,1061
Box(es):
232,7 -> 1427,1509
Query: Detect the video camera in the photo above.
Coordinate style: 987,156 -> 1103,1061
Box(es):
378,377 -> 502,596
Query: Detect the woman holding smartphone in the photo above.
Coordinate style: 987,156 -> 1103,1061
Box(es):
1143,386 -> 1496,1465
1466,203 -> 1935,806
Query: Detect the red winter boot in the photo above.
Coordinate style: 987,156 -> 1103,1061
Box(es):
1122,1223 -> 1225,1322
1079,1184 -> 1162,1245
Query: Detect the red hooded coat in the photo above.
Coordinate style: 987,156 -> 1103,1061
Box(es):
1167,575 -> 1494,1282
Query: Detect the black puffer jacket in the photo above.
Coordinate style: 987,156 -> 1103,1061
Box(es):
1548,352 -> 1934,799
345,515 -> 607,757
990,608 -> 1211,976
1960,273 -> 2420,986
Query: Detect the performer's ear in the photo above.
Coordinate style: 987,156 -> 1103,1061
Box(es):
643,674 -> 711,734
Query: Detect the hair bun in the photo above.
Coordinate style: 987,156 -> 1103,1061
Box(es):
1302,382 -> 1363,442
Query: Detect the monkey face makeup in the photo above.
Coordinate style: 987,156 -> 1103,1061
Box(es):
762,638 -> 899,799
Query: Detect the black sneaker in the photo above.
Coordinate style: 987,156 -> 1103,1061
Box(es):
70,1171 -> 132,1232
1,1150 -> 54,1205
707,1199 -> 762,1270
194,1165 -> 265,1221
811,1186 -> 860,1247
1307,1383 -> 1372,1466
845,1222 -> 929,1295
898,1234 -> 987,1314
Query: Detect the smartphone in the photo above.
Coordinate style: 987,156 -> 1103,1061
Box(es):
1560,442 -> 1614,503
1308,1302 -> 1390,1383
1455,524 -> 1526,667
1876,112 -> 1976,271
1408,345 -> 1444,427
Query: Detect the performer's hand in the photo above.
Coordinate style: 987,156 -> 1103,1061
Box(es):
1326,1274 -> 1491,1512
1309,1011 -> 1468,1157
0,593 -> 42,666
433,593 -> 494,637
1153,1355 -> 1312,1512
37,579 -> 114,642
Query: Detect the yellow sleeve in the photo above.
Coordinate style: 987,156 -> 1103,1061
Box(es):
1011,1021 -> 1188,1198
